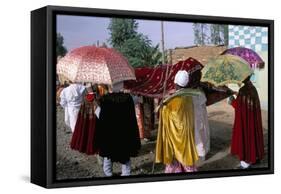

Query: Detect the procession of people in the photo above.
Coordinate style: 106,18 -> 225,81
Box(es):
57,45 -> 265,177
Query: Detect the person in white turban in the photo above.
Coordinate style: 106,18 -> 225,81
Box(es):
156,70 -> 199,173
174,70 -> 190,88
174,70 -> 210,159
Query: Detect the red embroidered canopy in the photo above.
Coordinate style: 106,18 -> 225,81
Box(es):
124,57 -> 203,98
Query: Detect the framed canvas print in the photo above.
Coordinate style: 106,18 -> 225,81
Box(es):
31,5 -> 274,188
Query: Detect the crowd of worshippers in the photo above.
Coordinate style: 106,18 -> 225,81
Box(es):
58,70 -> 264,176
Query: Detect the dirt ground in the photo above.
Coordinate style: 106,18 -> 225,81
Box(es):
56,100 -> 268,180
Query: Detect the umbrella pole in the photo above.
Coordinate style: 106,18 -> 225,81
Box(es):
152,157 -> 156,173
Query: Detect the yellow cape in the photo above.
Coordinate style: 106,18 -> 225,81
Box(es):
155,93 -> 199,166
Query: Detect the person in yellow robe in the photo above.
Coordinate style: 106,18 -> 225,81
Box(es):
155,70 -> 201,173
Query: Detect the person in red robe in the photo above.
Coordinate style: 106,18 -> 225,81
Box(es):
70,84 -> 99,155
229,76 -> 264,169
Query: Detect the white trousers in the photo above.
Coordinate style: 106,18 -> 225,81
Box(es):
103,157 -> 131,176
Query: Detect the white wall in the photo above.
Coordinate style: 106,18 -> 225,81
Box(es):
0,0 -> 279,194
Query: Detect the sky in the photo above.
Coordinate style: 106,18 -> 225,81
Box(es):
57,15 -> 195,51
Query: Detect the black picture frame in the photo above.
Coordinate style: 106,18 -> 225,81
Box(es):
31,5 -> 274,188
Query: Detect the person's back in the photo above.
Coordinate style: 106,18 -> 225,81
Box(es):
60,84 -> 85,108
230,78 -> 264,168
95,90 -> 141,176
155,70 -> 202,173
97,92 -> 141,162
156,89 -> 199,170
70,84 -> 99,155
239,81 -> 260,105
60,83 -> 85,132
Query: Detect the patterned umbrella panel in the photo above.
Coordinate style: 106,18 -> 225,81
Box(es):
221,47 -> 265,69
57,46 -> 136,85
201,54 -> 253,87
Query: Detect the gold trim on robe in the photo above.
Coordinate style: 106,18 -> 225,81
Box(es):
155,93 -> 199,166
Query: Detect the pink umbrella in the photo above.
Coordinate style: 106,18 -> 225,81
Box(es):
221,47 -> 265,69
57,46 -> 136,85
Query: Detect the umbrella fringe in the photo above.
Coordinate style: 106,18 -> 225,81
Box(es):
201,72 -> 252,87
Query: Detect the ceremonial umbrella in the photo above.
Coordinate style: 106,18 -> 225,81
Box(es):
221,47 -> 265,69
57,46 -> 136,85
201,54 -> 253,87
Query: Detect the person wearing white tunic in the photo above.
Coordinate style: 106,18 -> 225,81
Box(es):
192,89 -> 210,160
175,71 -> 210,160
60,83 -> 85,132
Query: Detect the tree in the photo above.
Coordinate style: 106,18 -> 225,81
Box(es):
56,33 -> 67,57
210,24 -> 222,45
223,25 -> 229,46
200,24 -> 209,45
108,18 -> 138,48
193,23 -> 208,45
193,23 -> 201,45
108,18 -> 162,67
210,24 -> 229,45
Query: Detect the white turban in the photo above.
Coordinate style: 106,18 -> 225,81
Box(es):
174,70 -> 189,87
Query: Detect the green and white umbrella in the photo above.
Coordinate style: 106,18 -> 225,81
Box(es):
201,54 -> 253,87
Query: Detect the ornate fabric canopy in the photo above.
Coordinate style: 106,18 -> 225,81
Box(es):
124,57 -> 203,98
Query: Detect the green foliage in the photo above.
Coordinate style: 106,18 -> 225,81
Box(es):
56,33 -> 67,57
193,23 -> 209,45
223,25 -> 229,46
194,23 -> 229,46
210,24 -> 229,45
210,24 -> 222,45
108,18 -> 162,67
193,23 -> 201,45
108,18 -> 138,48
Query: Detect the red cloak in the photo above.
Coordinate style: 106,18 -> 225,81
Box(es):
70,93 -> 98,155
231,82 -> 264,163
